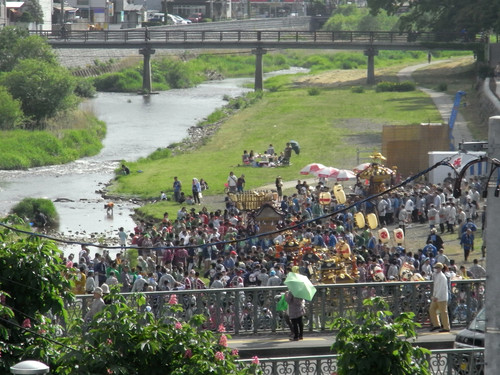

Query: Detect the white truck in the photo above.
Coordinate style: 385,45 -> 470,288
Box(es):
428,151 -> 488,185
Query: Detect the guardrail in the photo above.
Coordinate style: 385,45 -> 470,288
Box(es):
72,279 -> 485,335
237,348 -> 485,375
38,30 -> 484,48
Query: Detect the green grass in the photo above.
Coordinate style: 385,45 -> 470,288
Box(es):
109,85 -> 441,216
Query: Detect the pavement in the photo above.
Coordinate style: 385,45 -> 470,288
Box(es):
229,327 -> 459,358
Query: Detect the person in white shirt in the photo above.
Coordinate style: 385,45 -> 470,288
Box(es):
429,262 -> 450,332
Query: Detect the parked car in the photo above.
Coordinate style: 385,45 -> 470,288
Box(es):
171,15 -> 192,24
188,13 -> 203,23
453,307 -> 485,375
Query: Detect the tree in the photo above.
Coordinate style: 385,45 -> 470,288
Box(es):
2,59 -> 76,126
0,225 -> 73,373
331,297 -> 431,375
19,0 -> 44,24
0,86 -> 24,130
366,0 -> 500,35
323,5 -> 398,32
0,27 -> 56,72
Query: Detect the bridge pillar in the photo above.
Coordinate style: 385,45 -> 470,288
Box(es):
139,46 -> 156,95
364,47 -> 379,85
252,47 -> 267,91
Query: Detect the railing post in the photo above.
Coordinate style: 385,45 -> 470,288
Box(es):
257,31 -> 261,41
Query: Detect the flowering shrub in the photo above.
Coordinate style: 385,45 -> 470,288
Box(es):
54,292 -> 261,375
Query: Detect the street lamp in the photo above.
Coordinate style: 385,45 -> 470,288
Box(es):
10,360 -> 49,375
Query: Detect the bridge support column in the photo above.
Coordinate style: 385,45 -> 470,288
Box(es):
252,47 -> 267,91
364,47 -> 378,85
139,46 -> 156,95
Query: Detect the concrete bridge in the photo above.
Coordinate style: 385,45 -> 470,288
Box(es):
41,26 -> 484,92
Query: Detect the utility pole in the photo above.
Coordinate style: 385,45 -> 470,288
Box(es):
485,116 -> 500,375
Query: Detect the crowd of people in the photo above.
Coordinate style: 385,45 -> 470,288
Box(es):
240,142 -> 295,168
63,172 -> 486,308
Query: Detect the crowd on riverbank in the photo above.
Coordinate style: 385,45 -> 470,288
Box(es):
65,171 -> 487,298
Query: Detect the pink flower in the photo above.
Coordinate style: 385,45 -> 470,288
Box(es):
231,349 -> 239,356
107,369 -> 113,374
251,356 -> 260,365
175,321 -> 182,330
106,339 -> 113,345
219,334 -> 227,347
184,349 -> 193,358
217,324 -> 226,333
22,318 -> 31,329
169,294 -> 178,305
215,351 -> 225,361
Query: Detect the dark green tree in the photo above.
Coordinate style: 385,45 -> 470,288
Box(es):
323,4 -> 398,31
0,26 -> 56,72
19,0 -> 44,24
366,0 -> 500,35
2,59 -> 77,127
332,297 -> 431,375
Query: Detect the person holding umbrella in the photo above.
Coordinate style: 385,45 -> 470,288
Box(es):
285,291 -> 305,341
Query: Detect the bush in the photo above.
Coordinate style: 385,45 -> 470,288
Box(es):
376,80 -> 415,92
351,85 -> 364,93
437,82 -> 448,92
74,77 -> 96,98
10,197 -> 59,227
308,87 -> 321,96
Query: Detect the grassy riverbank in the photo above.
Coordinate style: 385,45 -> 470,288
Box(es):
0,110 -> 105,169
107,62 -> 450,206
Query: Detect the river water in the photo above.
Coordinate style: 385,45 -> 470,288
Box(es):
0,68 -> 306,252
0,77 -> 253,245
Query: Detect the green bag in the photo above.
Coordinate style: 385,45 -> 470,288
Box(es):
276,294 -> 288,312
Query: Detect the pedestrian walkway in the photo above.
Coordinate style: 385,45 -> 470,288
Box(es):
229,327 -> 458,359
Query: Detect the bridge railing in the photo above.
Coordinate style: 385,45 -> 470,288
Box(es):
38,30 -> 482,45
237,348 -> 485,375
71,279 -> 484,335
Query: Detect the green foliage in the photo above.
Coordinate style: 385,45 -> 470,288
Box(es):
92,68 -> 143,92
54,292 -> 259,374
10,198 -> 58,226
74,77 -> 97,98
0,27 -> 56,72
0,227 -> 73,372
351,86 -> 365,93
2,59 -> 77,126
376,80 -> 416,92
0,115 -> 105,169
308,87 -> 321,96
331,297 -> 431,375
19,0 -> 44,23
323,4 -> 398,31
0,86 -> 24,130
437,82 -> 448,92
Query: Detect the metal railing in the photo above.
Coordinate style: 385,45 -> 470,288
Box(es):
237,348 -> 485,375
37,30 -> 485,49
72,279 -> 485,334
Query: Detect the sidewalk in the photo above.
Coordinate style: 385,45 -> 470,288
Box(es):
229,327 -> 458,359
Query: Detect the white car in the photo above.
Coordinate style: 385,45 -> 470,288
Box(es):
168,14 -> 192,25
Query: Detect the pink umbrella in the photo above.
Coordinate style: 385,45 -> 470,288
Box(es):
353,162 -> 371,174
315,166 -> 340,178
300,163 -> 326,175
333,169 -> 356,181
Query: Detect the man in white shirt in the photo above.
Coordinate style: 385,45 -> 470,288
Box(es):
429,262 -> 450,332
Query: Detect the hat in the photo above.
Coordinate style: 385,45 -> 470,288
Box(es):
93,287 -> 103,295
101,283 -> 110,294
270,270 -> 276,276
434,262 -> 444,269
230,251 -> 237,255
88,269 -> 94,274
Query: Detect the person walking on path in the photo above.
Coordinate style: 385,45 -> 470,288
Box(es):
460,228 -> 474,262
275,176 -> 283,201
227,171 -> 238,193
285,291 -> 305,341
192,178 -> 202,204
429,262 -> 450,332
237,174 -> 245,193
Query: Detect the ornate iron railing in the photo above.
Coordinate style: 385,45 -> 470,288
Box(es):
237,348 -> 485,375
71,279 -> 485,334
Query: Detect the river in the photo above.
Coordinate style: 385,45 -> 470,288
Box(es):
0,69 -> 305,254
